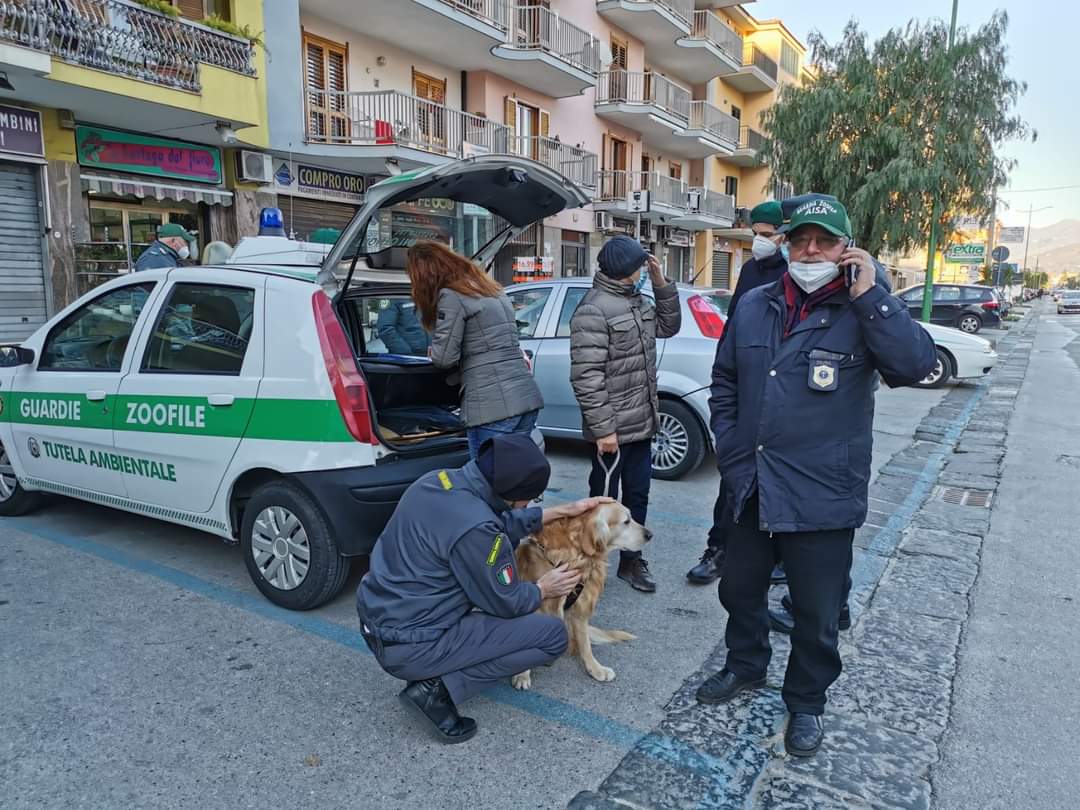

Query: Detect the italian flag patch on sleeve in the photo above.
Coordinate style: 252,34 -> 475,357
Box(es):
496,564 -> 515,585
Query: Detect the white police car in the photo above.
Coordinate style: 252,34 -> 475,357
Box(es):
0,155 -> 587,609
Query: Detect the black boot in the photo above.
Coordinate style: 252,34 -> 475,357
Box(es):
398,678 -> 477,744
770,594 -> 851,635
785,712 -> 824,757
695,669 -> 766,705
686,547 -> 725,584
618,556 -> 656,593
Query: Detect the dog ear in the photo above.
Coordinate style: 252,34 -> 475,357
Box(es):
590,505 -> 613,554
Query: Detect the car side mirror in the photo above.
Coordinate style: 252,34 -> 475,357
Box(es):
0,345 -> 35,367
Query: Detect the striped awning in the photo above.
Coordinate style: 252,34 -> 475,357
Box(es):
81,173 -> 234,207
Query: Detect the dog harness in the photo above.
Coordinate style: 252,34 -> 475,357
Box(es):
529,539 -> 588,610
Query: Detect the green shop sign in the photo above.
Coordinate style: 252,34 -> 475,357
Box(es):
944,243 -> 986,264
75,126 -> 223,184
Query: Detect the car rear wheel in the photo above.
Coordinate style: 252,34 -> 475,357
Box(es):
915,348 -> 952,389
0,440 -> 43,517
651,400 -> 706,481
241,480 -> 350,610
957,313 -> 982,334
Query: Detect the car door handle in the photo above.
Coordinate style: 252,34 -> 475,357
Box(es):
208,394 -> 235,407
86,390 -> 107,402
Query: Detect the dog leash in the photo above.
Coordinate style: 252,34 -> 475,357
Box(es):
531,538 -> 589,610
597,446 -> 620,499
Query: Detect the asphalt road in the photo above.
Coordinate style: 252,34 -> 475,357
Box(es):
1,385 -> 946,810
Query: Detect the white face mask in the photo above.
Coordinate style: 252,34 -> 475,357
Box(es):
752,235 -> 779,261
177,244 -> 191,260
788,261 -> 840,293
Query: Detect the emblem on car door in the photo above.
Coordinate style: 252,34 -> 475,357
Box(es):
28,437 -> 40,458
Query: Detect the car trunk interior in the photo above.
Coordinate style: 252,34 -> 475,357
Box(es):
337,286 -> 467,453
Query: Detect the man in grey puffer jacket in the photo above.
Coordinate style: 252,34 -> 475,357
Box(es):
570,236 -> 681,592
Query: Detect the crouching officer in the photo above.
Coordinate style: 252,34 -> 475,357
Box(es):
357,434 -> 608,744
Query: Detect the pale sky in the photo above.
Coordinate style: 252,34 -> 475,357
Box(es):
751,0 -> 1074,230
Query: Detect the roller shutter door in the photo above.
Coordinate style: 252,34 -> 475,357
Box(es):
280,196 -> 358,241
0,163 -> 46,342
711,250 -> 732,289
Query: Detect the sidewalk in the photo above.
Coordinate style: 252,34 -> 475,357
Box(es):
569,313 -> 1038,809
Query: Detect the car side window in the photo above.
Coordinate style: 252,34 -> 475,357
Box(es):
556,288 -> 589,337
962,287 -> 993,302
934,286 -> 961,302
142,283 -> 255,375
507,288 -> 552,338
39,283 -> 156,372
902,287 -> 924,304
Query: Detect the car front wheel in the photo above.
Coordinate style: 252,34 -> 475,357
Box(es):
651,400 -> 706,481
957,313 -> 982,334
915,348 -> 952,389
0,439 -> 43,517
241,480 -> 350,610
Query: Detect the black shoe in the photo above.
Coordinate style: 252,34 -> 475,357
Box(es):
695,669 -> 766,705
398,678 -> 477,744
770,563 -> 787,585
686,547 -> 725,584
778,594 -> 851,632
618,557 -> 657,593
785,712 -> 824,757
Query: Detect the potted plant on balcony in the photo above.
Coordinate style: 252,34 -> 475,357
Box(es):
200,14 -> 264,50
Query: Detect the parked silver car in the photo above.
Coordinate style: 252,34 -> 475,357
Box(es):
505,279 -> 727,480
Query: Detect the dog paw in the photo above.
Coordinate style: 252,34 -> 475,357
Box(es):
512,672 -> 532,690
587,665 -> 616,683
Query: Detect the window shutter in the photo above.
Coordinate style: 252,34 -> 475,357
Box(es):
539,109 -> 550,139
175,0 -> 204,20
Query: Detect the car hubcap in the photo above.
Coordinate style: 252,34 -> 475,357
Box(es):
922,358 -> 945,385
652,413 -> 689,472
0,443 -> 17,502
251,506 -> 310,590
960,317 -> 978,333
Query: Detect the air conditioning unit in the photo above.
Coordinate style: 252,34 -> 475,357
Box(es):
237,150 -> 273,184
594,211 -> 614,231
687,190 -> 702,213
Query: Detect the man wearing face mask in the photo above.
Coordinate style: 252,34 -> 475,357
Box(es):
688,201 -> 787,585
697,198 -> 935,757
134,223 -> 197,271
570,235 -> 681,593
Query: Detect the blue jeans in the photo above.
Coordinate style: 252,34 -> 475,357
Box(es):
466,410 -> 539,459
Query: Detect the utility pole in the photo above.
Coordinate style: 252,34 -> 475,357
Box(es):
983,186 -> 997,284
921,0 -> 960,323
1021,203 -> 1053,276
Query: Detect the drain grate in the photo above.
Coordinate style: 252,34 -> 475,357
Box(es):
938,486 -> 993,508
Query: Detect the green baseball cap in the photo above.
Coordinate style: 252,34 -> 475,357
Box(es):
158,222 -> 196,244
749,201 -> 784,227
787,198 -> 852,239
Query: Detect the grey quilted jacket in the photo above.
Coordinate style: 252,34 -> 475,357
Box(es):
569,273 -> 681,444
430,287 -> 543,427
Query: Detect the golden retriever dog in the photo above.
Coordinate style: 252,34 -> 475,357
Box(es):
511,502 -> 651,689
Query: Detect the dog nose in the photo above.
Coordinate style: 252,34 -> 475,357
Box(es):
644,529 -> 653,542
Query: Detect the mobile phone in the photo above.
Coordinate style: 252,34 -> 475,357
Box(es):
845,238 -> 859,287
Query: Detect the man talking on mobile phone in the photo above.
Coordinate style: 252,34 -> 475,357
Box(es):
697,198 -> 936,757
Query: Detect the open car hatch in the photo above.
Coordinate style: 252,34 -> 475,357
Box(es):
318,155 -> 590,292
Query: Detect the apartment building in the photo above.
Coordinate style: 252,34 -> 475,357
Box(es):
261,0 -> 806,286
0,0 -> 267,335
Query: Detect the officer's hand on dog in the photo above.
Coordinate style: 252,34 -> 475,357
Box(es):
596,434 -> 619,455
542,496 -> 615,524
537,564 -> 583,599
841,247 -> 877,300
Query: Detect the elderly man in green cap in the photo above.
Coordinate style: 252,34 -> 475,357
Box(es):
687,200 -> 788,585
134,222 -> 197,272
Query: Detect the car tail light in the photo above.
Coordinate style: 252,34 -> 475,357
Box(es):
688,294 -> 725,339
981,300 -> 999,311
312,291 -> 375,444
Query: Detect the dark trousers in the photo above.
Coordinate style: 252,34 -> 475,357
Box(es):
589,438 -> 652,561
373,613 -> 567,704
707,481 -> 730,550
719,496 -> 853,715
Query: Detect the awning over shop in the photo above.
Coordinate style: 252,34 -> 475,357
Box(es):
81,173 -> 234,207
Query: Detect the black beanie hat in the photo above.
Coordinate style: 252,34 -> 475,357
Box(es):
476,434 -> 551,502
598,235 -> 648,280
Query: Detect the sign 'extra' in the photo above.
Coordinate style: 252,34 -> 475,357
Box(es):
944,243 -> 986,264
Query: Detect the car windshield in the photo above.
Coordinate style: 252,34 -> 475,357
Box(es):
1064,291 -> 1080,300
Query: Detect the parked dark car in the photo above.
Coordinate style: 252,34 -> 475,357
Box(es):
896,284 -> 1003,334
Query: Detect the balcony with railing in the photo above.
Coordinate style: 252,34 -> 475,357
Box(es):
596,0 -> 694,47
730,125 -> 769,166
491,5 -> 601,97
508,135 -> 597,189
0,0 -> 256,93
726,44 -> 780,94
673,11 -> 743,79
596,70 -> 691,148
680,100 -> 740,157
595,170 -> 690,218
674,187 -> 736,230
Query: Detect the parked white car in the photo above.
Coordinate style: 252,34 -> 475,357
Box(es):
915,322 -> 998,388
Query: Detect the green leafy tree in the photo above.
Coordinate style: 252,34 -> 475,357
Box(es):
1023,270 -> 1049,289
759,13 -> 1030,257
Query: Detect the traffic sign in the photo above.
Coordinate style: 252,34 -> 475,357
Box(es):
991,246 -> 1010,262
